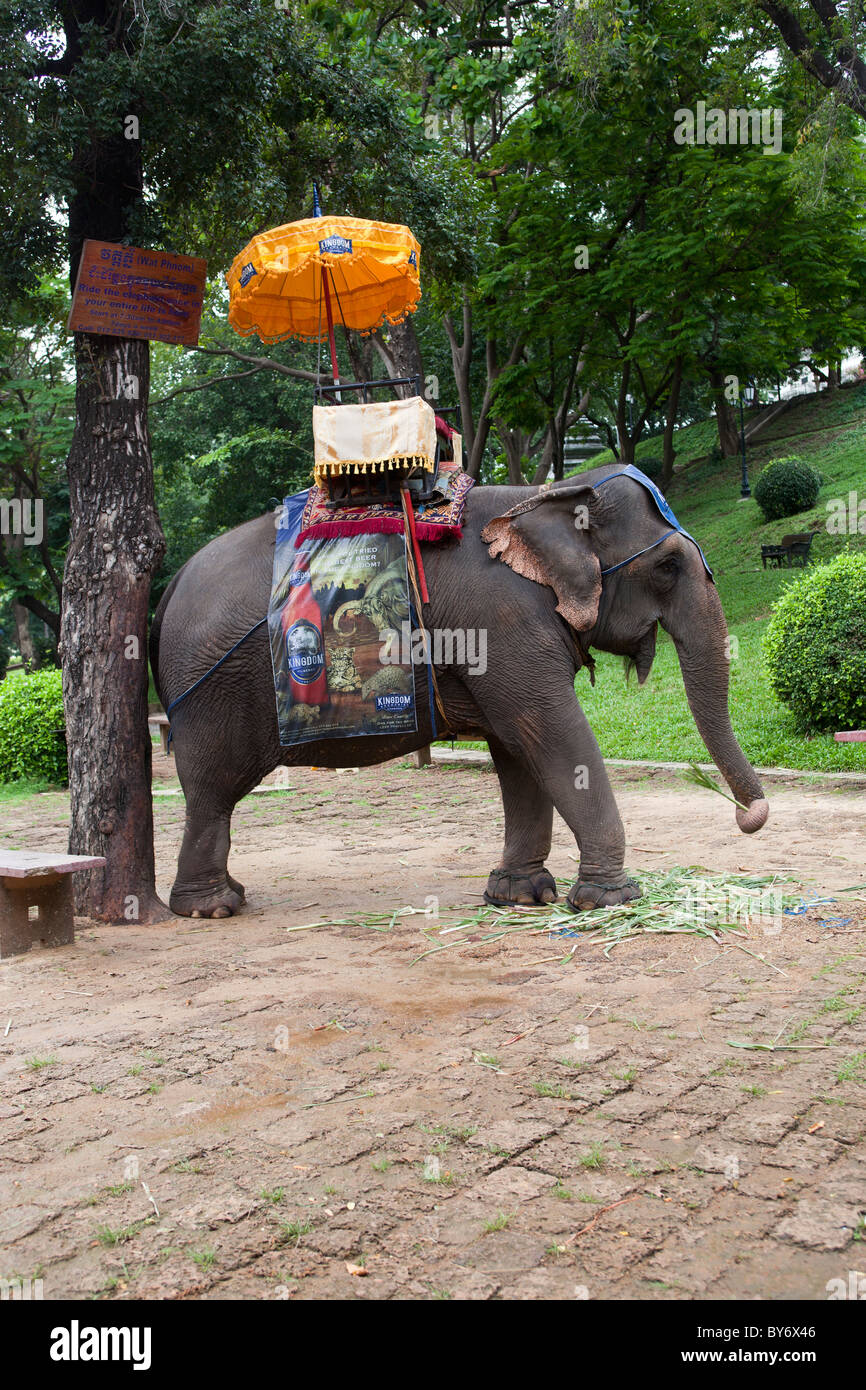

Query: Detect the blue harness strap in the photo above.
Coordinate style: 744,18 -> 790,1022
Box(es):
593,465 -> 713,579
600,528 -> 677,576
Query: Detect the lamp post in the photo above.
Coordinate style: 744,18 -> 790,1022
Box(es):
739,379 -> 756,498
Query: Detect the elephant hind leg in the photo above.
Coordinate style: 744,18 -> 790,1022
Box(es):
484,739 -> 558,907
170,806 -> 244,918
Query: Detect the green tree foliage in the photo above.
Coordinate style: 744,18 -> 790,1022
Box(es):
0,277 -> 73,652
521,1 -> 866,465
323,1 -> 866,482
147,288 -> 319,600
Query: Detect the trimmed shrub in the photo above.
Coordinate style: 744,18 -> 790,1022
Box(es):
763,551 -> 866,732
753,455 -> 822,522
0,667 -> 68,785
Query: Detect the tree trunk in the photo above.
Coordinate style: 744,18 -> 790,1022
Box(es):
61,332 -> 166,922
373,316 -> 425,397
444,304 -> 510,479
12,601 -> 39,670
8,502 -> 41,669
710,371 -> 740,456
534,355 -> 583,484
617,424 -> 636,464
533,430 -> 555,486
497,426 -> 530,485
56,9 -> 167,922
615,360 -> 636,463
443,298 -> 475,460
342,327 -> 376,385
661,357 -> 684,489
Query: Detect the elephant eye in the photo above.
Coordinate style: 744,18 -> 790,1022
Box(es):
655,555 -> 680,584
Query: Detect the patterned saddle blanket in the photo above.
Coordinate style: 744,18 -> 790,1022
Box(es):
296,466 -> 474,546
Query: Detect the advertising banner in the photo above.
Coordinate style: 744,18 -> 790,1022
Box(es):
269,501 -> 418,746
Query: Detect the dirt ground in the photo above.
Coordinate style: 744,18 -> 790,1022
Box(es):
1,755 -> 865,1301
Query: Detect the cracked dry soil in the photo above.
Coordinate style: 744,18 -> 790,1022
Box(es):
1,758 -> 864,1300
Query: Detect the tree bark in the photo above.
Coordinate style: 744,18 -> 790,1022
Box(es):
615,358 -> 635,462
443,298 -> 476,459
661,357 -> 684,489
373,316 -> 425,397
342,328 -> 376,386
710,371 -> 740,456
756,0 -> 866,122
61,333 -> 166,922
496,425 -> 531,484
12,601 -> 39,670
532,354 -> 585,484
54,5 -> 167,922
7,494 -> 41,669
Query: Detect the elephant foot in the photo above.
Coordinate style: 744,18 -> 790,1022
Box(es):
226,873 -> 247,905
169,879 -> 245,919
484,865 -> 558,907
566,877 -> 642,911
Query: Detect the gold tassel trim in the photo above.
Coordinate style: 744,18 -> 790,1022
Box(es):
313,453 -> 436,488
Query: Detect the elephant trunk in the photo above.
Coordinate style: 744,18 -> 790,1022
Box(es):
668,577 -> 769,835
333,600 -> 360,633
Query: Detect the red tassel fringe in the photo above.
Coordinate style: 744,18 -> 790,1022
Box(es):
296,518 -> 461,546
415,522 -> 460,543
296,517 -> 404,545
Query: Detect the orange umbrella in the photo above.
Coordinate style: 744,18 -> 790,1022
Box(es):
226,195 -> 421,383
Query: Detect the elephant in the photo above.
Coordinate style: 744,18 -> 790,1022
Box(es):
332,555 -> 409,636
150,466 -> 769,918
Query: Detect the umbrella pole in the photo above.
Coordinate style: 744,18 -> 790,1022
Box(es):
313,189 -> 341,393
321,266 -> 340,388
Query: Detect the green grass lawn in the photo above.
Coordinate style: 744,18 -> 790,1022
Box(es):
576,384 -> 866,772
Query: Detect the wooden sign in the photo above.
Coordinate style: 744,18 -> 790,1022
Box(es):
68,240 -> 207,346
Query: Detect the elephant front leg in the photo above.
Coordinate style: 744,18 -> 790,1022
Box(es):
485,739 -> 559,906
528,700 -> 641,912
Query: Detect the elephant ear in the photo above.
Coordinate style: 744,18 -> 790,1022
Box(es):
480,483 -> 602,633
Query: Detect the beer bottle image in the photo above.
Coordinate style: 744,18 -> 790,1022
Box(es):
281,555 -> 328,705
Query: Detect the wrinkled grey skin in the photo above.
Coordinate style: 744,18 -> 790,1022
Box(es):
150,470 -> 768,918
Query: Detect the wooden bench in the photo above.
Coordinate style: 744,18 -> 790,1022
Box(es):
148,713 -> 172,756
761,532 -> 816,569
0,852 -> 106,959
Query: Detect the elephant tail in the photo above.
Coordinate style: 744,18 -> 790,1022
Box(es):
149,563 -> 186,707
